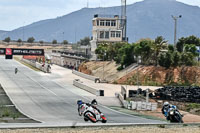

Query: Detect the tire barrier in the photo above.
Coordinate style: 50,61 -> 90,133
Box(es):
129,88 -> 147,97
150,86 -> 200,103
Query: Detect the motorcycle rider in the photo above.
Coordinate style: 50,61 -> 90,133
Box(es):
15,68 -> 18,74
162,102 -> 181,121
91,99 -> 102,114
162,102 -> 171,120
77,99 -> 102,113
77,99 -> 83,107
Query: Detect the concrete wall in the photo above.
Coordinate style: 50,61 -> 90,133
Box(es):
21,59 -> 50,73
73,79 -> 103,96
72,70 -> 100,83
117,86 -> 157,111
51,54 -> 83,69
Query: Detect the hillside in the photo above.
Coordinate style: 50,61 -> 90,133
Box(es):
0,30 -> 8,37
79,61 -> 200,86
0,0 -> 200,43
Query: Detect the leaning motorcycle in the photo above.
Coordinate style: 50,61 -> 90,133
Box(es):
77,101 -> 107,123
168,107 -> 183,123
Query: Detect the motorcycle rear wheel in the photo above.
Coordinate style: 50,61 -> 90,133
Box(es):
84,117 -> 89,121
102,119 -> 107,123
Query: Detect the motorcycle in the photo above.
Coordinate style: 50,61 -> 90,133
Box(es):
77,101 -> 107,123
168,106 -> 183,123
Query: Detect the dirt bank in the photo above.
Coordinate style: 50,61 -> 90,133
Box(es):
79,62 -> 200,86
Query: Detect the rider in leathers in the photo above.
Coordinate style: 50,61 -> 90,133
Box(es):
77,99 -> 101,114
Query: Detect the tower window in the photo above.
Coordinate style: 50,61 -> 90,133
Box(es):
111,20 -> 116,26
100,20 -> 104,26
116,31 -> 121,38
100,31 -> 104,38
106,20 -> 110,26
105,31 -> 109,39
111,31 -> 115,37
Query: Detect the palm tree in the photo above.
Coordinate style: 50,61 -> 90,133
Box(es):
153,36 -> 168,66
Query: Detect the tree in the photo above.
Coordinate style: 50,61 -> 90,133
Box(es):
180,52 -> 194,66
95,43 -> 108,60
172,51 -> 181,67
168,44 -> 175,52
134,39 -> 153,65
4,37 -> 11,43
112,42 -> 125,63
27,37 -> 35,43
153,36 -> 168,66
184,44 -> 198,57
17,38 -> 22,43
158,52 -> 173,68
63,40 -> 68,44
180,44 -> 198,66
119,43 -> 135,67
39,40 -> 44,44
52,39 -> 57,44
177,35 -> 200,52
78,37 -> 90,46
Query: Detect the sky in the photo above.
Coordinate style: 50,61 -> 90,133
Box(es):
0,0 -> 200,31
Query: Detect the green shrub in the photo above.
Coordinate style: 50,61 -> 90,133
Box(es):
117,66 -> 123,71
186,103 -> 200,111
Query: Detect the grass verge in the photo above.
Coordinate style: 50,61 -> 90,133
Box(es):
0,82 -> 38,123
109,106 -> 167,122
14,57 -> 41,72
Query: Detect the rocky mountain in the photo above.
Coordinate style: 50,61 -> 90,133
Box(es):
0,30 -> 8,37
0,0 -> 200,43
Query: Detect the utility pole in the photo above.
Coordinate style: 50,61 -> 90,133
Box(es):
23,22 -> 25,44
137,56 -> 139,90
146,88 -> 149,103
102,51 -> 106,81
121,0 -> 127,41
172,15 -> 182,49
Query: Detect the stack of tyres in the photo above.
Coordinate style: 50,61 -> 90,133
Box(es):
150,86 -> 200,103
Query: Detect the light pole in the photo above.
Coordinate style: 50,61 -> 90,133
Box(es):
102,50 -> 106,81
172,15 -> 182,49
137,56 -> 139,90
123,65 -> 127,91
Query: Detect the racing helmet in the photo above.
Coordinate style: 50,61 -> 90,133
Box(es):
91,99 -> 97,106
77,99 -> 83,105
163,101 -> 169,107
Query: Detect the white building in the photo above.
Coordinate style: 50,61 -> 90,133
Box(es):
90,14 -> 124,60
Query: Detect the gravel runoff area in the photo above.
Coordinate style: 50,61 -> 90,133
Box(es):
0,125 -> 200,133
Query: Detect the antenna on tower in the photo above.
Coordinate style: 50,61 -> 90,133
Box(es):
121,0 -> 127,41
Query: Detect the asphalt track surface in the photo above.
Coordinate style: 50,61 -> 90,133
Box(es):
0,56 -> 165,126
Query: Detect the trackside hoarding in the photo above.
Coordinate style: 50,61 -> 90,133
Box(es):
12,49 -> 44,55
0,48 -> 44,56
0,48 -> 5,55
